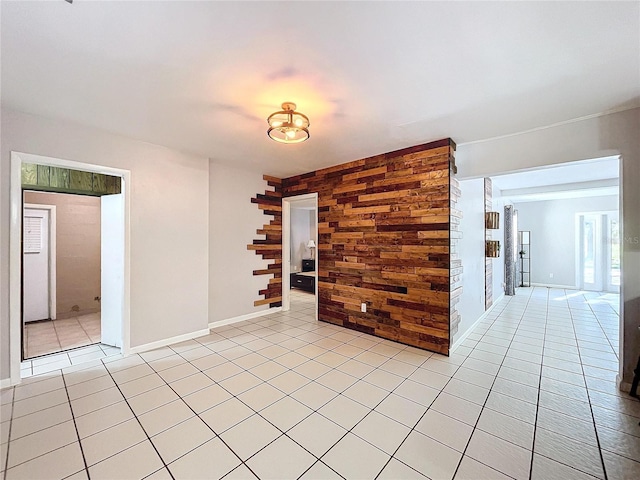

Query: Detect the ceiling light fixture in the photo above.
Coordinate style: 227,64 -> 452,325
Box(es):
267,102 -> 310,144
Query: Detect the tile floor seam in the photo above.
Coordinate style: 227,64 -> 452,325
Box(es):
60,372 -> 92,478
100,358 -> 177,479
528,287 -> 549,480
2,388 -> 14,480
137,349 -> 263,480
4,290 -> 632,480
452,288 -> 534,480
570,300 -> 611,480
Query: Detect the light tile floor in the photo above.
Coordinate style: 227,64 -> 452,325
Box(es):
1,287 -> 638,479
23,312 -> 101,359
21,343 -> 121,378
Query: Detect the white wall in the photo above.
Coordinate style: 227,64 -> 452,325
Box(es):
457,107 -> 640,385
1,108 -> 210,381
290,208 -> 314,272
515,195 -> 618,287
455,178 -> 485,343
209,162 -> 271,323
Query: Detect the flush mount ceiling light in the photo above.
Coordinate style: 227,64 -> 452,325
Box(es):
267,102 -> 310,144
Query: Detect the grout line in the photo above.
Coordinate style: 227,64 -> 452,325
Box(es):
528,286 -> 549,479
60,372 -> 91,479
452,288 -> 533,480
2,388 -> 15,480
569,293 -> 610,480
99,362 -> 176,480
5,290 -> 627,480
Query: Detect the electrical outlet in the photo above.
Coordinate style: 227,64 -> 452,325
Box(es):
361,302 -> 367,313
549,273 -> 554,279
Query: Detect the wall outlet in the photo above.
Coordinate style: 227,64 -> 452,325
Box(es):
361,302 -> 367,313
549,273 -> 554,279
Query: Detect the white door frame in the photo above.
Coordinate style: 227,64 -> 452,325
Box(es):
282,193 -> 318,319
23,203 -> 57,321
9,151 -> 131,386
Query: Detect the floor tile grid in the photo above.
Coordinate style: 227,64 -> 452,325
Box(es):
1,288 -> 632,480
58,371 -> 91,476
143,303 -> 404,479
99,351 -> 241,480
447,288 -> 534,480
136,306 -> 355,478
584,297 -> 619,361
525,290 -> 610,480
115,293 -> 444,479
568,298 -> 620,475
21,343 -> 120,378
529,291 -> 584,478
24,313 -> 101,360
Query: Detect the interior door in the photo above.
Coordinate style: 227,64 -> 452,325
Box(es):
101,193 -> 124,347
23,208 -> 50,322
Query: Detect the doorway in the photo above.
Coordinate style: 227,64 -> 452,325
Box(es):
577,211 -> 620,293
22,191 -> 104,361
9,151 -> 131,385
282,193 -> 318,317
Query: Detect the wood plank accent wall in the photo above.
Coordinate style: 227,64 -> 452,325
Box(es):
22,163 -> 121,196
484,178 -> 493,310
282,139 -> 456,355
248,175 -> 283,308
450,168 -> 462,340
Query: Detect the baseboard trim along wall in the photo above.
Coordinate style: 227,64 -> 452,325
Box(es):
450,293 -> 505,353
617,374 -> 631,394
209,307 -> 282,330
0,378 -> 15,389
530,283 -> 578,290
128,328 -> 211,355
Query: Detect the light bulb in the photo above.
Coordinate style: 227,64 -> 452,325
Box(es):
285,130 -> 296,139
294,118 -> 303,127
271,121 -> 282,127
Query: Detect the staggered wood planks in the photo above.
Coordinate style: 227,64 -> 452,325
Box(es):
248,176 -> 283,308
280,138 -> 458,355
484,178 -> 494,309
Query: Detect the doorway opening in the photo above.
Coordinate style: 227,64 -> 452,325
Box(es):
9,152 -> 130,385
577,211 -> 620,293
486,155 -> 622,381
22,191 -> 105,363
282,193 -> 318,318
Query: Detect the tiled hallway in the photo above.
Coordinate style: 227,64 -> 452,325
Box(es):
23,313 -> 102,359
1,288 -> 638,479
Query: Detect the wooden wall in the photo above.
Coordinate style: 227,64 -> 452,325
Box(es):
281,139 -> 456,355
22,163 -> 121,196
247,176 -> 283,308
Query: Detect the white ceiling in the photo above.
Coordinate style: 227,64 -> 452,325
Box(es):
492,156 -> 620,203
2,1 -> 638,178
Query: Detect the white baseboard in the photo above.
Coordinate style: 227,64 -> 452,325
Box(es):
128,328 -> 210,355
0,377 -> 16,389
450,294 -> 505,353
209,307 -> 282,330
617,374 -> 632,393
530,283 -> 578,290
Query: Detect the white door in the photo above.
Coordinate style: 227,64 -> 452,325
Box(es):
23,208 -> 50,322
101,193 -> 124,347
